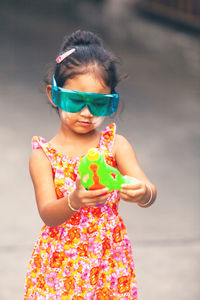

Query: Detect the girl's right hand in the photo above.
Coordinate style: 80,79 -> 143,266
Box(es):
69,176 -> 109,209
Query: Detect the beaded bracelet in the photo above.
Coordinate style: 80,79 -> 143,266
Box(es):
139,184 -> 153,207
68,193 -> 79,212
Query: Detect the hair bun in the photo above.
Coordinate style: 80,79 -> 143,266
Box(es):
65,30 -> 102,48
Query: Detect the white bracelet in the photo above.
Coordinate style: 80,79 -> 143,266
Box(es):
68,193 -> 79,212
139,184 -> 153,207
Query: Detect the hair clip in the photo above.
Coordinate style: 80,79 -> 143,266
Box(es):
56,48 -> 76,63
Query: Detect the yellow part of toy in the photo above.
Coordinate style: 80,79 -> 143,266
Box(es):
87,148 -> 100,161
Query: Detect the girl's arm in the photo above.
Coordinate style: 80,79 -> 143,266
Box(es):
113,134 -> 157,207
29,149 -> 109,227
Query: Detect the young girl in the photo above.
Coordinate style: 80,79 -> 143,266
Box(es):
24,30 -> 156,300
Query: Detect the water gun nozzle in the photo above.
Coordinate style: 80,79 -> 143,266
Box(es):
87,148 -> 100,161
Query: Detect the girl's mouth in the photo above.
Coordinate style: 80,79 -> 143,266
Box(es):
78,121 -> 93,127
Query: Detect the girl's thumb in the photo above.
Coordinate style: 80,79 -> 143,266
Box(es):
76,175 -> 82,188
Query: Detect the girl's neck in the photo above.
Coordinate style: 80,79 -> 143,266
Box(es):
59,123 -> 99,142
50,124 -> 101,157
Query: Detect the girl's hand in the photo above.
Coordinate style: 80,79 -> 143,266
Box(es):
69,176 -> 110,209
120,176 -> 151,206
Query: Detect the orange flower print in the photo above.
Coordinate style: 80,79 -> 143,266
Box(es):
50,251 -> 65,268
105,155 -> 115,167
68,213 -> 81,225
48,148 -> 56,155
77,243 -> 88,257
102,237 -> 111,255
90,266 -> 100,285
68,227 -> 80,241
49,227 -> 60,239
113,225 -> 122,243
112,203 -> 118,215
117,275 -> 130,294
33,253 -> 42,268
67,261 -> 74,272
96,288 -> 112,300
119,217 -> 126,230
91,207 -> 102,218
63,275 -> 75,294
26,277 -> 33,290
55,187 -> 64,199
52,167 -> 56,179
77,265 -> 83,273
108,258 -> 115,269
104,132 -> 112,141
72,296 -> 84,300
36,274 -> 46,290
87,223 -> 98,234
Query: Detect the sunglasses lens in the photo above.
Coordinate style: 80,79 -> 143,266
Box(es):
87,98 -> 111,116
92,95 -> 119,116
52,90 -> 85,112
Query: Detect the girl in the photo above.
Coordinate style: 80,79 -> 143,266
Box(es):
24,30 -> 156,299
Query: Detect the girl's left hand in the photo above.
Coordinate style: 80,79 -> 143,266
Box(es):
120,176 -> 150,205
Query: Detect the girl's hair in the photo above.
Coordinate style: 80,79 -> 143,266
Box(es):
44,30 -> 120,93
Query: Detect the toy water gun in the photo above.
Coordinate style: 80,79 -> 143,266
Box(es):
78,148 -> 136,194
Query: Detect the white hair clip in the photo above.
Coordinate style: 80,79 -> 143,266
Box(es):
56,48 -> 76,63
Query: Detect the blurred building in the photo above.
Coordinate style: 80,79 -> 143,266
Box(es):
136,0 -> 200,29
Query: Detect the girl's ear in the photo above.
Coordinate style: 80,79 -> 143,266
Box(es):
46,85 -> 57,108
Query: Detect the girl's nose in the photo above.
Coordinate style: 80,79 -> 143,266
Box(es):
80,106 -> 93,117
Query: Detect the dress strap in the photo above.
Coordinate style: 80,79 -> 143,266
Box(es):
100,123 -> 116,153
32,136 -> 56,164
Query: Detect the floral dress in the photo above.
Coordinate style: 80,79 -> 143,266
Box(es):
24,123 -> 138,300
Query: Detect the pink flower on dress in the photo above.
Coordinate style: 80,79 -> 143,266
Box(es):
110,276 -> 117,290
62,268 -> 71,277
81,266 -> 90,280
45,272 -> 59,289
113,246 -> 124,262
36,295 -> 46,300
65,248 -> 78,260
87,237 -> 98,253
41,229 -> 49,240
80,215 -> 89,226
122,238 -> 132,251
101,259 -> 109,272
131,284 -> 138,299
86,290 -> 95,299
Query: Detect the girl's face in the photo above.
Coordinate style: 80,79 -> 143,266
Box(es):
58,73 -> 111,134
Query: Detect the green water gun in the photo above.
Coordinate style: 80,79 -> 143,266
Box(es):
78,148 -> 135,194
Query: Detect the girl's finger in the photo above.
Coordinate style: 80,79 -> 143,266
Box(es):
120,187 -> 141,194
86,187 -> 109,198
121,182 -> 142,190
120,188 -> 145,199
82,192 -> 109,206
75,176 -> 83,189
95,193 -> 110,201
120,191 -> 142,202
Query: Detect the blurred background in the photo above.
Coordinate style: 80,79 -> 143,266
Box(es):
0,0 -> 199,299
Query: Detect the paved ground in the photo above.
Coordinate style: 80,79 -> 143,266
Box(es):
0,1 -> 200,299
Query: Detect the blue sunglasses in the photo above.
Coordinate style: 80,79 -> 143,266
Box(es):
51,76 -> 119,117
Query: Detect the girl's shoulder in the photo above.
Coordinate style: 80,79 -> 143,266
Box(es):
112,133 -> 134,157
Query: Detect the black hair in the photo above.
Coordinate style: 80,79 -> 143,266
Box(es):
44,30 -> 120,93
